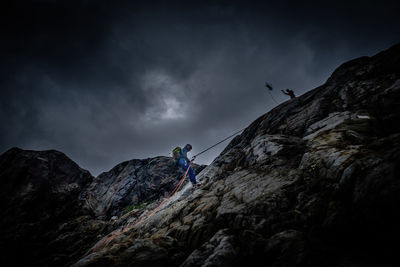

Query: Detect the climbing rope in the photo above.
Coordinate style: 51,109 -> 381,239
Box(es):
267,89 -> 279,105
87,80 -> 288,255
88,161 -> 192,254
265,82 -> 280,105
89,126 -> 248,254
193,128 -> 246,158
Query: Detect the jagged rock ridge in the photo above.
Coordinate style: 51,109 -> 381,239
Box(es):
0,43 -> 399,267
0,148 -> 94,266
86,156 -> 206,219
76,43 -> 400,266
0,149 -> 205,266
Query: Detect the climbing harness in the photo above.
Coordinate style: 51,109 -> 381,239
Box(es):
87,79 -> 292,255
88,128 -> 247,254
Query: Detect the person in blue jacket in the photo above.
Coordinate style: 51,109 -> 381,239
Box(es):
178,144 -> 199,187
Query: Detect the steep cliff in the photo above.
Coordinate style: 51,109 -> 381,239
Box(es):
1,43 -> 399,267
76,43 -> 400,266
0,148 -> 95,266
86,156 -> 206,220
0,149 -> 205,266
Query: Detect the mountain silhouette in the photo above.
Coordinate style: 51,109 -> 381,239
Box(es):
1,43 -> 399,267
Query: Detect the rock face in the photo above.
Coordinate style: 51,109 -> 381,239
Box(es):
0,149 -> 205,266
1,43 -> 400,267
0,148 -> 95,266
86,156 -> 206,219
75,43 -> 400,267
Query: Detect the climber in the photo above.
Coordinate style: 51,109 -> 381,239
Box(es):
177,144 -> 199,188
281,89 -> 296,99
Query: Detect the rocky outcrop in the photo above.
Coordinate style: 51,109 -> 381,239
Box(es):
76,43 -> 400,267
1,43 -> 399,267
86,156 -> 206,219
0,148 -> 96,266
0,149 -> 205,266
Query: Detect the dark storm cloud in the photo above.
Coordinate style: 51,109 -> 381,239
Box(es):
1,0 -> 399,175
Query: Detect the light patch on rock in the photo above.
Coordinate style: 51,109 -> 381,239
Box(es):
357,115 -> 370,119
385,79 -> 400,93
195,163 -> 220,183
37,157 -> 48,162
249,135 -> 283,162
229,172 -> 293,204
18,182 -> 35,197
303,111 -> 353,140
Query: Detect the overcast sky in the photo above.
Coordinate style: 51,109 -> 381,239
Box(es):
1,0 -> 399,176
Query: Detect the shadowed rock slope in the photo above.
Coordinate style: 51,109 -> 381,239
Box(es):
0,149 -> 205,266
0,148 -> 94,266
76,43 -> 400,267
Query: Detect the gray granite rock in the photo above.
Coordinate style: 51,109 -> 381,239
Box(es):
77,43 -> 400,267
2,43 -> 400,267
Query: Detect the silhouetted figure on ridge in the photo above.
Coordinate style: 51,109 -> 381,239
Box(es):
281,89 -> 296,99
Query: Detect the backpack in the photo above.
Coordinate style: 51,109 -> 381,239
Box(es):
172,147 -> 182,163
